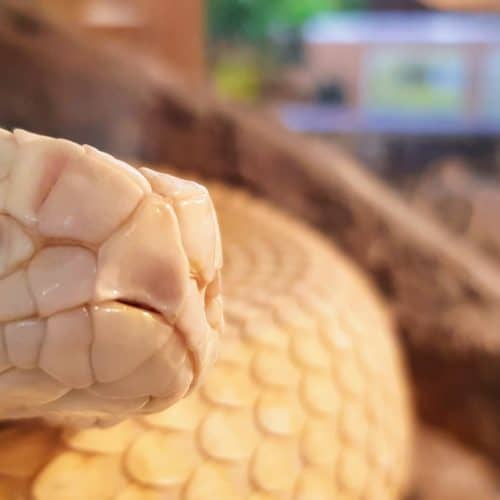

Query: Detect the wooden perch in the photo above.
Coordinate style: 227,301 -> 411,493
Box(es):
1,4 -> 500,464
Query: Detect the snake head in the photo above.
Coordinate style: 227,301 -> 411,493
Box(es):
0,128 -> 223,426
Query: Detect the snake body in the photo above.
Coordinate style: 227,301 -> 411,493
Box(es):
0,130 -> 412,499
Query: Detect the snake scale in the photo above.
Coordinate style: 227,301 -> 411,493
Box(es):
0,129 -> 412,499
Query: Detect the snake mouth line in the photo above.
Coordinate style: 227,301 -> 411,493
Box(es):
115,299 -> 164,317
114,298 -> 193,358
115,298 -> 200,392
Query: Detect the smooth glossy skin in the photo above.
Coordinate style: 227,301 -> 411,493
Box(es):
0,129 -> 222,426
0,130 -> 412,499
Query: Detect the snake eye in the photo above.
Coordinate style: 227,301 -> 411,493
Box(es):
0,128 -> 222,426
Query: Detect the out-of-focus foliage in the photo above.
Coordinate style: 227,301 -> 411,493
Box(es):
208,0 -> 367,42
214,55 -> 262,100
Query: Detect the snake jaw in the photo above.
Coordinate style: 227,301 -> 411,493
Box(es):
0,128 -> 223,426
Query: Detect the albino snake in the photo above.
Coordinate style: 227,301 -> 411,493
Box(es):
0,129 -> 412,499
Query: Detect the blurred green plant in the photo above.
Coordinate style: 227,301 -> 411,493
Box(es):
209,0 -> 367,101
208,0 -> 367,43
214,55 -> 262,101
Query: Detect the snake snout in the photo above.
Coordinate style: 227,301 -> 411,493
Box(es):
0,129 -> 223,426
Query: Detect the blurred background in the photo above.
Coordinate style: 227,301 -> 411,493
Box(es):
16,0 -> 500,240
